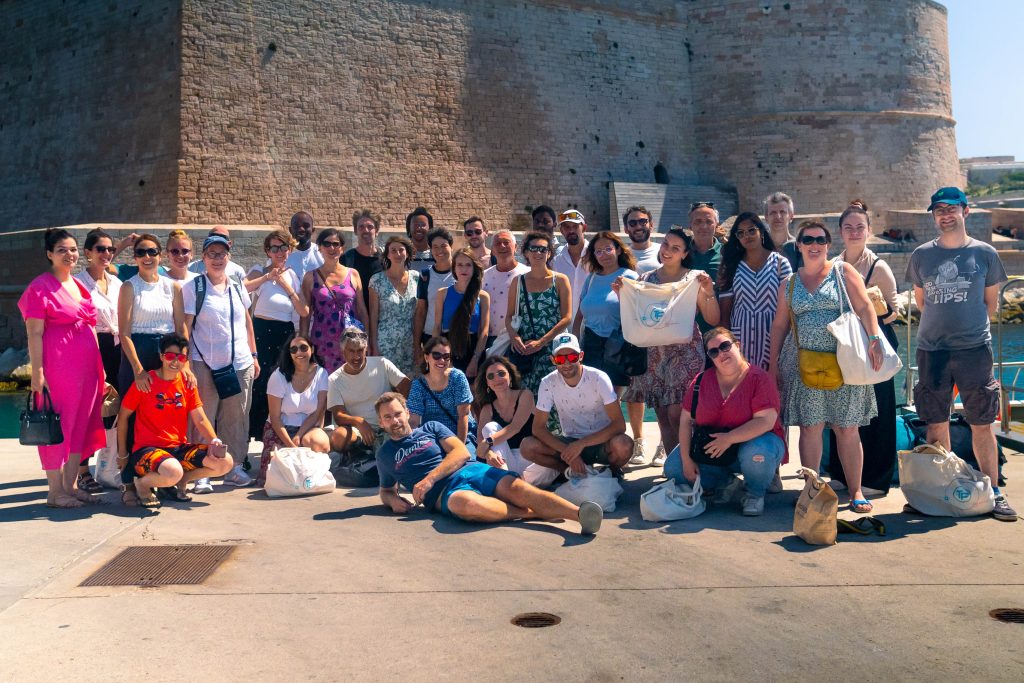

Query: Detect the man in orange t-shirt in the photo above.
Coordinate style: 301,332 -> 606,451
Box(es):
117,334 -> 233,507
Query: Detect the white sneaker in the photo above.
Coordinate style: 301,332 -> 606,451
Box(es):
628,439 -> 647,466
192,478 -> 214,494
767,470 -> 784,494
223,465 -> 253,487
652,442 -> 667,467
741,495 -> 765,516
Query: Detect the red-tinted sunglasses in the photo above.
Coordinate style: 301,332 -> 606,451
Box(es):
162,352 -> 188,362
552,352 -> 581,365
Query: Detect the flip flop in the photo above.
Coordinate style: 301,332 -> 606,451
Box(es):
157,487 -> 193,502
838,517 -> 886,536
138,495 -> 161,509
46,498 -> 85,509
850,498 -> 873,514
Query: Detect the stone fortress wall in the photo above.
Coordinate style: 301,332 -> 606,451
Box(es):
1,0 -> 960,233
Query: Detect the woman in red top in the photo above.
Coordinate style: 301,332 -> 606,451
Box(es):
665,327 -> 786,516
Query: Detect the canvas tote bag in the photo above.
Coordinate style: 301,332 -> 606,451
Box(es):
618,275 -> 700,348
826,266 -> 902,385
793,467 -> 838,545
265,447 -> 336,498
898,442 -> 995,517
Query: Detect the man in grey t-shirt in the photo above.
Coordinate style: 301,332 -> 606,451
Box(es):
905,186 -> 1014,522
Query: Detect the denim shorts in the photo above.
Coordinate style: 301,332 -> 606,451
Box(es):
914,344 -> 1000,425
438,462 -> 518,516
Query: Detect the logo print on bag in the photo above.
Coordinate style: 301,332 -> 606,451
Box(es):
952,486 -> 972,503
303,477 -> 315,490
640,302 -> 668,328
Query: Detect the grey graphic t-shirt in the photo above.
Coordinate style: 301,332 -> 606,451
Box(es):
906,238 -> 1007,351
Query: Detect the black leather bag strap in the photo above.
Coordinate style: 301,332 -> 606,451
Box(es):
690,371 -> 705,421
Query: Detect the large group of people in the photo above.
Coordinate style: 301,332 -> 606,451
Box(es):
17,187 -> 1017,528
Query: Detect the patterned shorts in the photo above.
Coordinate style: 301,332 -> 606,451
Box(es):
130,444 -> 208,478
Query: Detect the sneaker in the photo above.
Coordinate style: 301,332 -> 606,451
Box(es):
767,470 -> 784,494
652,442 -> 667,467
741,495 -> 765,516
223,466 -> 253,487
578,500 -> 603,535
993,495 -> 1018,522
192,478 -> 214,494
628,439 -> 647,466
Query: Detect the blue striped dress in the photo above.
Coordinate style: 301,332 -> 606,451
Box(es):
726,252 -> 792,370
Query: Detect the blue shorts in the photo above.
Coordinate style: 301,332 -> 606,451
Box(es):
438,462 -> 518,517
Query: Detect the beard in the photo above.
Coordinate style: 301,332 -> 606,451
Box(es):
630,229 -> 651,244
565,233 -> 581,246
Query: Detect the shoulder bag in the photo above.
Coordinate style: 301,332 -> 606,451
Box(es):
19,388 -> 64,446
788,275 -> 843,391
687,371 -> 739,467
826,265 -> 902,386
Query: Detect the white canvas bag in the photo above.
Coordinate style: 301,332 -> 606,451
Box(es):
554,466 -> 623,512
640,477 -> 706,521
618,275 -> 700,348
92,424 -> 122,489
826,267 -> 902,385
265,447 -> 336,498
898,443 -> 995,517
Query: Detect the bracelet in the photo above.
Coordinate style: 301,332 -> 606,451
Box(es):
868,335 -> 881,342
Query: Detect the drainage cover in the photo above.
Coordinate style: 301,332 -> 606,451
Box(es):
80,545 -> 236,587
511,612 -> 561,628
989,608 -> 1024,624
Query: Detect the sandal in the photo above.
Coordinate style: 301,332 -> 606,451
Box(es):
850,498 -> 873,514
838,517 -> 886,536
121,489 -> 140,507
159,486 -> 192,502
77,472 -> 104,493
47,496 -> 85,509
138,493 -> 161,509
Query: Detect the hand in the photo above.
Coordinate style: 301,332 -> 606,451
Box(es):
208,440 -> 227,459
683,455 -> 700,483
31,368 -> 47,394
511,336 -> 528,354
355,419 -> 376,447
412,475 -> 435,505
767,362 -> 780,388
117,233 -> 140,251
521,339 -> 541,354
252,357 -> 261,380
703,432 -> 734,459
610,276 -> 624,294
413,347 -> 423,368
560,442 -> 586,475
181,368 -> 197,390
134,370 -> 152,393
389,495 -> 414,514
868,339 -> 883,371
485,450 -> 506,469
696,272 -> 715,297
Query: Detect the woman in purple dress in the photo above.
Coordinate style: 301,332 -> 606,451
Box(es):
19,229 -> 107,509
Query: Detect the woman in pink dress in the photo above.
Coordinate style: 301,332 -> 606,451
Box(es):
18,229 -> 107,509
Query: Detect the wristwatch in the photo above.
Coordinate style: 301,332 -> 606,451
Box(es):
868,335 -> 881,342
485,436 -> 494,446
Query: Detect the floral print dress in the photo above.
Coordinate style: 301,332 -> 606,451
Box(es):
369,270 -> 419,376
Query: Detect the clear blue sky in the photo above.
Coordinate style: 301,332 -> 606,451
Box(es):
943,0 -> 1024,160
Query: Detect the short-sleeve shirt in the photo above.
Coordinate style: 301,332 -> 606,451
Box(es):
182,276 -> 254,370
326,357 -> 407,427
551,239 -> 590,320
251,269 -> 302,323
342,247 -> 383,309
416,266 -> 455,336
689,240 -> 723,282
267,366 -> 328,427
375,421 -> 456,510
579,268 -> 638,337
407,370 -> 475,436
189,259 -> 247,284
286,246 -> 324,281
905,238 -> 1007,351
122,371 -> 202,450
482,262 -> 529,333
630,243 -> 661,274
536,365 -> 617,439
682,367 -> 786,446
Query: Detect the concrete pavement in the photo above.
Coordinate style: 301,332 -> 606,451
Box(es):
1,433 -> 1022,682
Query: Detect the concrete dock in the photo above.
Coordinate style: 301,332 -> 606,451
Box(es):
1,432 -> 1022,682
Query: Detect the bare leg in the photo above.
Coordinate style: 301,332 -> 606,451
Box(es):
179,454 -> 234,491
62,454 -> 94,503
445,490 -> 531,522
971,423 -> 999,484
46,468 -> 82,508
329,425 -> 359,453
519,436 -> 566,472
299,428 -> 332,453
494,476 -> 581,522
655,404 -> 681,453
134,459 -> 184,501
627,401 -> 645,441
832,425 -> 865,502
797,423 -> 826,472
925,422 -> 952,451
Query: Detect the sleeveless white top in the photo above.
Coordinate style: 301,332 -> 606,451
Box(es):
127,274 -> 176,334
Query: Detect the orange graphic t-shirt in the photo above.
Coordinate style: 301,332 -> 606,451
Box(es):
121,371 -> 202,450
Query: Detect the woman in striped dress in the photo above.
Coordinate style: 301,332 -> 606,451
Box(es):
718,212 -> 792,371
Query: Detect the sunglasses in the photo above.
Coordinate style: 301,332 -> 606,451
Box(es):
486,369 -> 508,380
168,248 -> 192,257
289,344 -> 310,354
91,246 -> 116,254
798,235 -> 829,245
706,340 -> 734,359
320,241 -> 343,249
430,351 -> 451,361
464,229 -> 483,237
734,228 -> 760,238
525,244 -> 549,254
552,351 -> 581,365
627,218 -> 650,228
205,251 -> 229,260
267,244 -> 289,253
558,210 -> 583,223
134,247 -> 160,258
162,351 -> 188,362
690,201 -> 715,211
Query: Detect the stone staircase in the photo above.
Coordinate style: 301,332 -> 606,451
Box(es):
609,182 -> 737,232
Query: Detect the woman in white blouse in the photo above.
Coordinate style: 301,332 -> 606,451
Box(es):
257,332 -> 330,485
80,228 -> 122,387
244,230 -> 309,441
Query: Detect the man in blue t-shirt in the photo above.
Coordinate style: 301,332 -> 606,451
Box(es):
373,392 -> 603,535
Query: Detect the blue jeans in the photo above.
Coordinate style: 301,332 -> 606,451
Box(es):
664,432 -> 785,497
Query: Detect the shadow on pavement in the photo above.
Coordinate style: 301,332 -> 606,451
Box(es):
0,495 -> 164,523
0,478 -> 47,491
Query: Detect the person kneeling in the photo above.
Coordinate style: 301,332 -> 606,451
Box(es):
666,328 -> 786,516
116,334 -> 233,507
373,392 -> 603,535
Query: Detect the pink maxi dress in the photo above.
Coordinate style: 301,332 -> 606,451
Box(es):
18,273 -> 106,469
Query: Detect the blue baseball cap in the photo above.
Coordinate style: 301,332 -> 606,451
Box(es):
202,235 -> 231,251
927,187 -> 968,211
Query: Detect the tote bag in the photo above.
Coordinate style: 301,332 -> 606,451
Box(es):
898,443 -> 995,517
826,267 -> 902,385
618,276 -> 700,348
640,477 -> 706,521
265,447 -> 336,498
93,424 -> 122,489
793,468 -> 838,545
554,466 -> 623,512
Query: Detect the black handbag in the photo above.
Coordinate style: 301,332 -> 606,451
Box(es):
604,327 -> 648,377
19,388 -> 64,446
687,372 -> 739,467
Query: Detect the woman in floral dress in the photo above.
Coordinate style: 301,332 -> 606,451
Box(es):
369,235 -> 420,375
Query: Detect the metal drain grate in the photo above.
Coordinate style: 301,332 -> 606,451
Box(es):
80,545 -> 236,587
989,608 -> 1024,624
511,612 -> 561,628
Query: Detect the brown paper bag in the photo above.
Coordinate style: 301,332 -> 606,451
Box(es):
793,467 -> 838,545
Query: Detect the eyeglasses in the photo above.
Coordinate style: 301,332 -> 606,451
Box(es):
162,351 -> 188,362
267,244 -> 289,253
734,228 -> 760,238
343,330 -> 368,339
134,247 -> 160,258
320,241 -> 343,249
430,351 -> 452,361
552,352 -> 581,365
932,204 -> 962,217
690,201 -> 715,211
706,340 -> 734,360
627,218 -> 650,228
205,251 -> 229,260
289,344 -> 310,353
92,246 -> 116,254
525,244 -> 549,254
168,248 -> 192,257
486,369 -> 508,380
464,229 -> 483,237
798,235 -> 829,245
594,246 -> 616,257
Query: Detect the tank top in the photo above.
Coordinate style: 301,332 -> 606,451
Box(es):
441,287 -> 482,333
127,274 -> 176,334
492,391 -> 534,449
